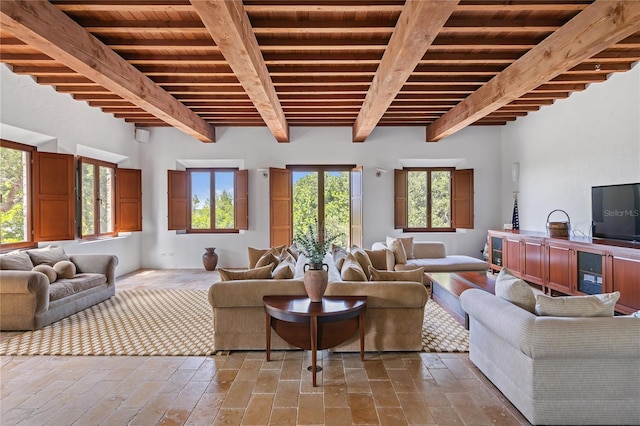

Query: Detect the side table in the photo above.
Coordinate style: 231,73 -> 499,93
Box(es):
263,295 -> 367,386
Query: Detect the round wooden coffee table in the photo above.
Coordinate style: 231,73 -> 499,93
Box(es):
263,295 -> 367,386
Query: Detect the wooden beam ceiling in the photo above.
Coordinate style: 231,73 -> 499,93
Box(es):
352,0 -> 458,142
426,0 -> 640,142
190,0 -> 288,142
0,0 -> 215,142
1,1 -> 639,141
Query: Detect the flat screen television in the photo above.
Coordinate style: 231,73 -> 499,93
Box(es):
591,183 -> 640,242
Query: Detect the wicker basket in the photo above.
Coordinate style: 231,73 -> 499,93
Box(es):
546,209 -> 570,237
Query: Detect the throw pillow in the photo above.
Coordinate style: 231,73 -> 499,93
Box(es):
32,264 -> 57,283
340,253 -> 367,281
495,267 -> 536,313
255,247 -> 280,269
332,245 -> 348,271
368,266 -> 424,283
247,247 -> 269,269
351,247 -> 373,279
391,239 -> 407,264
53,260 -> 76,279
364,248 -> 394,271
272,256 -> 295,279
219,263 -> 274,281
26,246 -> 69,266
535,292 -> 620,317
0,250 -> 34,271
386,236 -> 414,260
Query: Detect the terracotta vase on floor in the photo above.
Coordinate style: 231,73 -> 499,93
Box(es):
303,263 -> 329,302
202,247 -> 218,271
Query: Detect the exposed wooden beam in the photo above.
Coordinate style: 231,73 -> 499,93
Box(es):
352,0 -> 458,142
191,0 -> 288,142
0,0 -> 215,142
426,0 -> 640,142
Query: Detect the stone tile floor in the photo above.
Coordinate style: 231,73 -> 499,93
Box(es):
0,269 -> 531,425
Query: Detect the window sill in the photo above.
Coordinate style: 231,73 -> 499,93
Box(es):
78,233 -> 131,244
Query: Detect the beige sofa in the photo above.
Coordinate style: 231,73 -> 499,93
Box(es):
373,240 -> 488,272
460,289 -> 640,425
0,249 -> 118,331
208,278 -> 429,352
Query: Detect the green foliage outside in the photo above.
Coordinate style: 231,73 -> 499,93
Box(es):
81,163 -> 96,236
99,166 -> 114,233
408,170 -> 451,229
0,147 -> 28,243
191,191 -> 235,229
293,172 -> 349,248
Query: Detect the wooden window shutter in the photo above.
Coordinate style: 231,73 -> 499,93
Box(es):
350,166 -> 363,248
235,169 -> 248,230
269,167 -> 292,247
453,168 -> 474,229
167,170 -> 188,230
116,168 -> 142,232
394,169 -> 407,229
33,151 -> 75,241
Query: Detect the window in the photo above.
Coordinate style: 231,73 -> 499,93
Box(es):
167,168 -> 248,233
269,166 -> 362,248
0,140 -> 33,249
80,157 -> 116,238
191,169 -> 235,231
291,168 -> 351,248
395,168 -> 474,231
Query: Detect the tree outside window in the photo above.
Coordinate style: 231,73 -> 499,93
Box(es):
407,168 -> 453,231
190,169 -> 235,232
0,141 -> 32,247
80,158 -> 115,238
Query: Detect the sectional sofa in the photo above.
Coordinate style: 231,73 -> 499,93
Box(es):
208,252 -> 429,352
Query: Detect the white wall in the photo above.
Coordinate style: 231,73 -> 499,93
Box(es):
501,63 -> 640,237
0,64 -> 142,275
6,58 -> 636,272
141,125 -> 502,268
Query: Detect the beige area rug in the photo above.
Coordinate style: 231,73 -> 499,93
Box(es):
0,290 -> 468,356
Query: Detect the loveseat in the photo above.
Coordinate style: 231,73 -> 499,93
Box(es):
208,251 -> 429,352
372,240 -> 488,273
0,247 -> 118,331
460,289 -> 640,425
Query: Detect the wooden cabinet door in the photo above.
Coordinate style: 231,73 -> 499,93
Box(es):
522,238 -> 544,285
505,236 -> 522,275
608,249 -> 640,314
545,241 -> 574,293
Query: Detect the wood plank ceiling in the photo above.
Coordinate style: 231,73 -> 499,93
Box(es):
1,0 -> 639,143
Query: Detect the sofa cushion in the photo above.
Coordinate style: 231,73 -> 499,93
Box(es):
535,292 -> 620,317
412,241 -> 446,259
272,254 -> 296,279
369,266 -> 424,283
395,256 -> 488,272
0,250 -> 34,271
49,273 -> 108,301
219,263 -> 274,281
387,236 -> 414,259
495,267 -> 536,313
365,248 -> 394,272
340,253 -> 367,281
386,237 -> 415,259
351,247 -> 373,279
33,264 -> 57,283
26,246 -> 69,266
255,248 -> 280,269
331,245 -> 348,270
247,247 -> 269,269
53,260 -> 77,279
390,239 -> 407,264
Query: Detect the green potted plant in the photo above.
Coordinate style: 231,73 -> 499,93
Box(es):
293,222 -> 341,302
